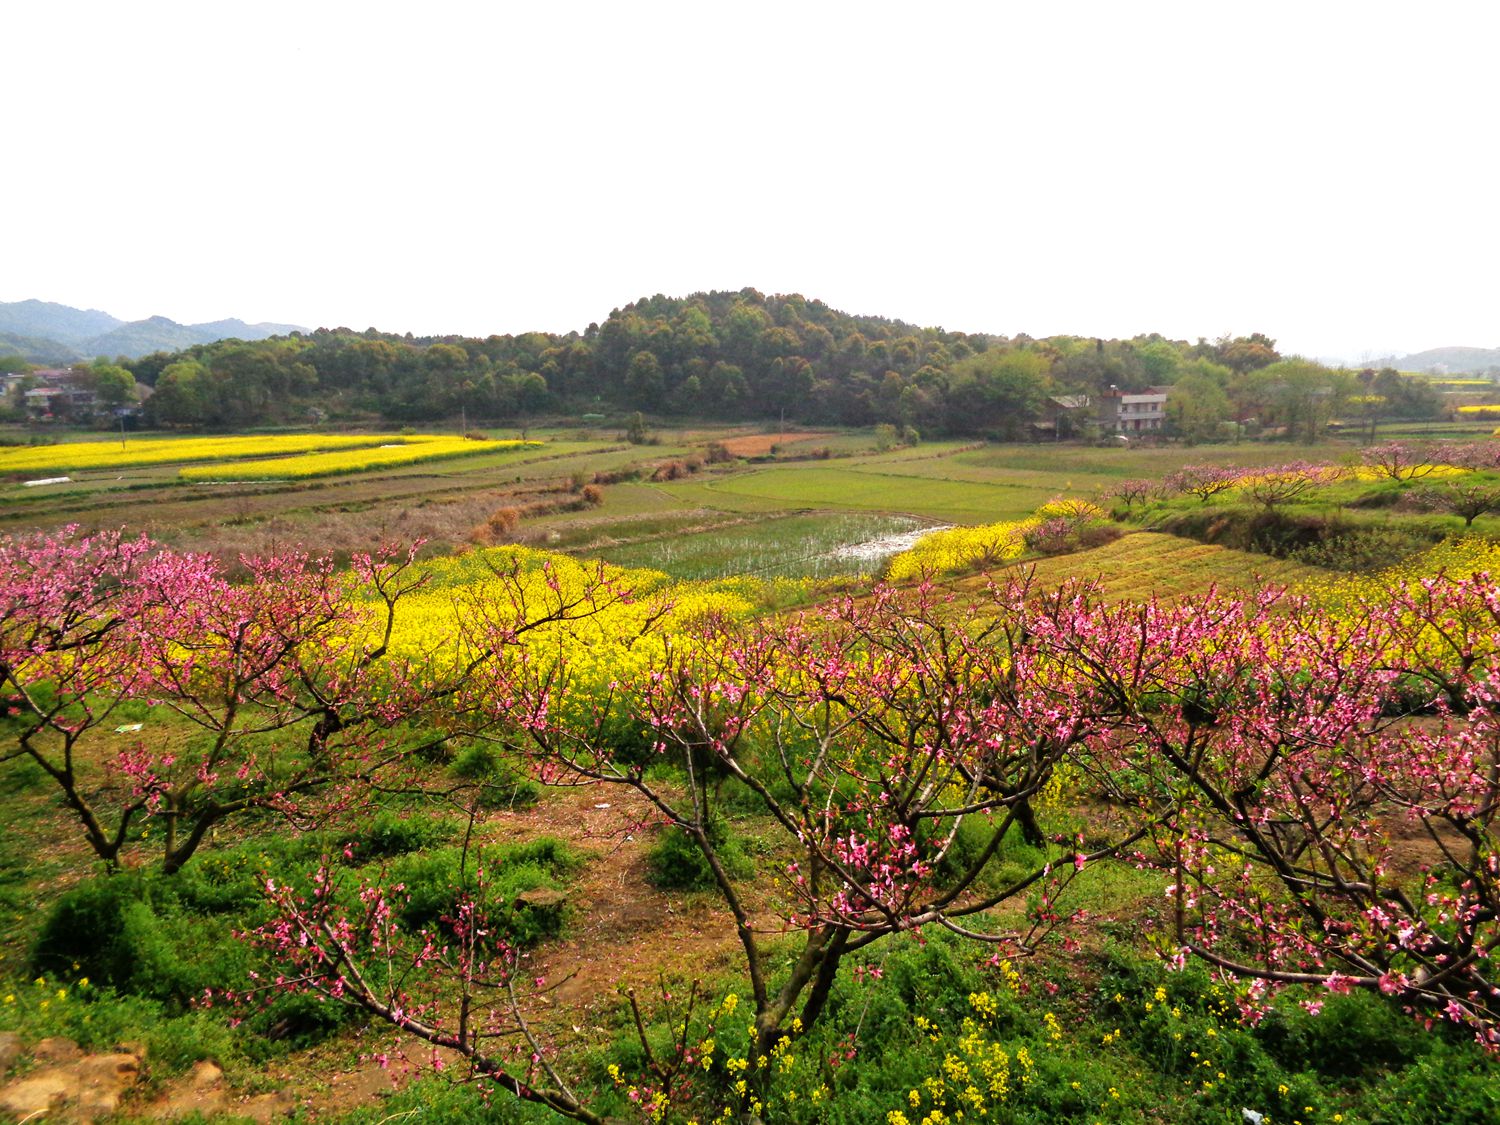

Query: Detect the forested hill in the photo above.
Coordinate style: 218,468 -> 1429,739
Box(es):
101,288 -> 1320,436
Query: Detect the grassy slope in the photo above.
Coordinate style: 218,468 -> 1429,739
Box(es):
965,530 -> 1328,601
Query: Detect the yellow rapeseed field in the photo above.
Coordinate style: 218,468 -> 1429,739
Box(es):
177,438 -> 537,481
0,433 -> 413,476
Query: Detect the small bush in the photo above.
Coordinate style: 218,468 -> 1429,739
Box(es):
448,743 -> 542,808
652,460 -> 691,482
31,878 -> 185,1001
357,809 -> 457,859
588,468 -> 621,484
1290,526 -> 1433,572
390,839 -> 578,946
30,876 -> 251,1008
580,483 -> 604,506
488,507 -> 521,537
646,819 -> 753,891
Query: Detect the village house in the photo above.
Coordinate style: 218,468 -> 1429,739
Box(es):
1096,386 -> 1169,434
1030,394 -> 1091,441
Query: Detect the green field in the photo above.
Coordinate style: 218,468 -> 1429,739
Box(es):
680,465 -> 1058,523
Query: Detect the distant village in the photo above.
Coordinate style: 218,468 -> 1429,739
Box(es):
2,367 -> 147,426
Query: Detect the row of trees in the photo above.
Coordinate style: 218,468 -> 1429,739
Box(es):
4,527 -> 1499,1120
99,289 -> 1335,435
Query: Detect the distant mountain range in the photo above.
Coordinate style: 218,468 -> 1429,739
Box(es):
1390,346 -> 1500,375
0,299 -> 303,363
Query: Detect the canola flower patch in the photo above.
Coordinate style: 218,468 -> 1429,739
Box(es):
178,438 -> 538,481
1298,535 -> 1500,611
368,547 -> 759,702
0,433 -> 409,476
885,519 -> 1040,582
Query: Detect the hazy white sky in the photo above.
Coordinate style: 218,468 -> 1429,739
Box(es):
5,1 -> 1497,360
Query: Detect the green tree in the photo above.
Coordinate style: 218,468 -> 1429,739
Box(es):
625,350 -> 665,408
944,349 -> 1051,438
1166,371 -> 1231,443
146,360 -> 208,426
91,363 -> 136,410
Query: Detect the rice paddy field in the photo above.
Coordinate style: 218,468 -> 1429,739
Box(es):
6,420 -> 1490,597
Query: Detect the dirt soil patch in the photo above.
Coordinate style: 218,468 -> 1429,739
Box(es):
714,433 -> 836,458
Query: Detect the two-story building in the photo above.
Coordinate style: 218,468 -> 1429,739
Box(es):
1096,386 -> 1169,434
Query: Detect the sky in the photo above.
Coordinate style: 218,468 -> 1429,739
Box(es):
4,1 -> 1497,362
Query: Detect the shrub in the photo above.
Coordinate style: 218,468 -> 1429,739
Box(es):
389,839 -> 578,946
30,876 -> 250,1007
448,743 -> 542,808
31,878 -> 186,1002
1289,526 -> 1434,572
580,483 -> 604,506
646,819 -> 753,891
488,507 -> 521,537
651,460 -> 692,482
358,809 -> 458,859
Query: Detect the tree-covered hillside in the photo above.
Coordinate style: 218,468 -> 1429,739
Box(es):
120,288 -> 1325,436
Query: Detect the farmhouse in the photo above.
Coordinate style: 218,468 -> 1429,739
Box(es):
1096,386 -> 1168,433
1030,394 -> 1092,440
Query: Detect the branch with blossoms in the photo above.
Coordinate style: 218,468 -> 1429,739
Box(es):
248,853 -> 613,1123
1022,574 -> 1500,1046
250,836 -> 744,1125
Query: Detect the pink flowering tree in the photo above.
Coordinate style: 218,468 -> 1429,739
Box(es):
1110,478 -> 1158,508
484,577 -> 1156,1118
1022,575 -> 1500,1046
1361,440 -> 1447,482
1239,461 -> 1344,509
0,528 -> 629,875
1163,464 -> 1244,503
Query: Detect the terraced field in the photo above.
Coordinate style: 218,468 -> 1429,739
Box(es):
964,531 -> 1326,601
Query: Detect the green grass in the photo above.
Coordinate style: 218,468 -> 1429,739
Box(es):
684,466 -> 1057,523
